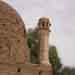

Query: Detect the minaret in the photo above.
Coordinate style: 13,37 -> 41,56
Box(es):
38,17 -> 51,64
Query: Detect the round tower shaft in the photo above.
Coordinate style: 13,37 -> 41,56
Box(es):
38,17 -> 51,64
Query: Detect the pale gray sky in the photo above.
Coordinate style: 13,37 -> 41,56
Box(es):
4,0 -> 75,67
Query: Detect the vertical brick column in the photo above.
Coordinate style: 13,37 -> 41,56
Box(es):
38,17 -> 52,75
38,17 -> 51,64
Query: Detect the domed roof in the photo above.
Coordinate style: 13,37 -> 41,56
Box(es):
0,1 -> 26,30
0,1 -> 28,64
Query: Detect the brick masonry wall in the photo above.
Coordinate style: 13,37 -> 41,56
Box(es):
0,1 -> 52,75
0,64 -> 52,75
0,1 -> 29,64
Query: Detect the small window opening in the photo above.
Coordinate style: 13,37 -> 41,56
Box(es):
39,71 -> 42,75
17,39 -> 20,42
42,22 -> 45,27
17,68 -> 21,72
2,24 -> 6,27
0,46 -> 2,49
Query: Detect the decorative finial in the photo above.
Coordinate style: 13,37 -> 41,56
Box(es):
38,17 -> 51,30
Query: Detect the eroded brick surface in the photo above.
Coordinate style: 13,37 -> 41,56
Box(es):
0,1 -> 28,64
0,1 -> 52,75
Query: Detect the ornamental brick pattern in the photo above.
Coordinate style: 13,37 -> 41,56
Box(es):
0,1 -> 29,64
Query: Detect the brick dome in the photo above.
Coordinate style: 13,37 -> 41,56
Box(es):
0,1 -> 28,64
0,1 -> 26,31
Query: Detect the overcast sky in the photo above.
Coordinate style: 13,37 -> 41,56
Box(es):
3,0 -> 75,67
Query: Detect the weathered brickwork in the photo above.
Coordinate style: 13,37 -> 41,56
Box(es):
0,1 -> 29,64
0,1 -> 52,75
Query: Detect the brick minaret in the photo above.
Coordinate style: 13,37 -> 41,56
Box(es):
38,17 -> 51,64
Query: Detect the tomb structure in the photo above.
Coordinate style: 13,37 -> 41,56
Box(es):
0,1 -> 52,75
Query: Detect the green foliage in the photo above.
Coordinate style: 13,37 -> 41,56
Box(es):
49,46 -> 62,75
61,67 -> 71,75
27,28 -> 39,64
61,67 -> 75,75
71,68 -> 75,75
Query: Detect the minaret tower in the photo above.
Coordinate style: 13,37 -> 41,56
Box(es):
38,17 -> 51,64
